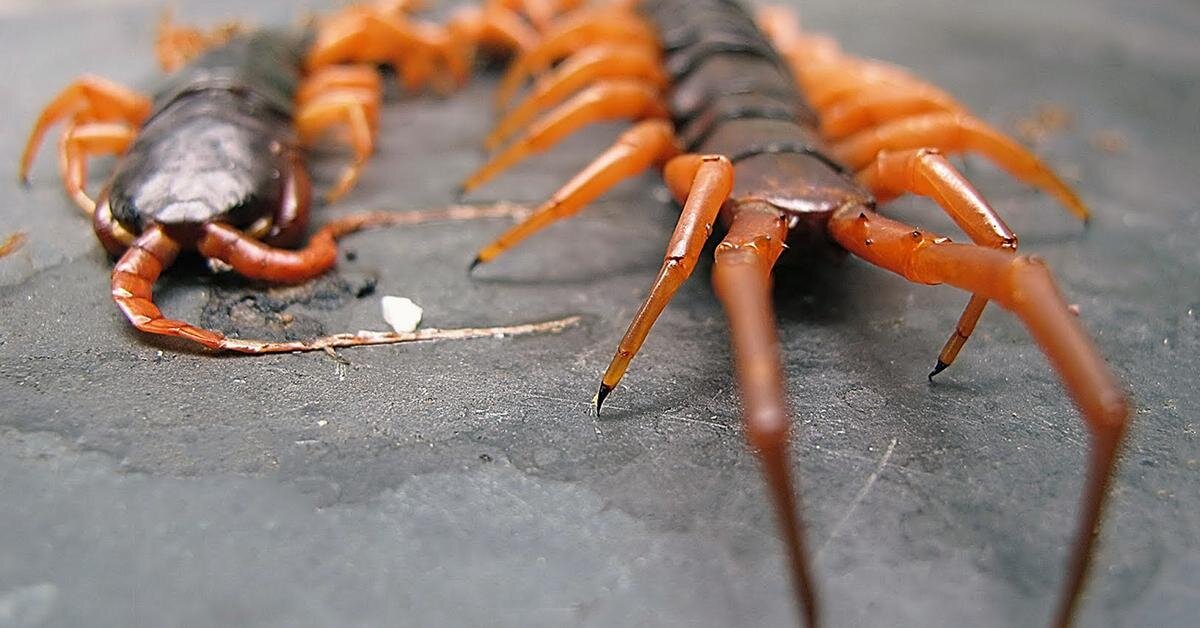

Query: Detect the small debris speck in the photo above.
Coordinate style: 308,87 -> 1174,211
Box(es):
382,296 -> 423,333
1089,129 -> 1128,155
1016,102 -> 1074,144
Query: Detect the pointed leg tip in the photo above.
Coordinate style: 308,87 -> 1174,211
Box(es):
19,176 -> 30,189
454,185 -> 469,202
928,360 -> 949,381
594,383 -> 613,415
468,255 -> 483,274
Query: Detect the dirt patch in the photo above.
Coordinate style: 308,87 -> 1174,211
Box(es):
200,272 -> 377,341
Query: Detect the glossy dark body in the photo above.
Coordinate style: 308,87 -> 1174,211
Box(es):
103,30 -> 308,236
644,0 -> 873,232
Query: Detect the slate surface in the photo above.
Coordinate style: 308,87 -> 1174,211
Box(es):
1,0 -> 1197,626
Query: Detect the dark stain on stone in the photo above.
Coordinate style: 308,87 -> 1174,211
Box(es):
200,272 -> 378,341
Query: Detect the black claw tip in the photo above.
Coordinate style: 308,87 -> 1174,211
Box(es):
454,185 -> 468,202
19,176 -> 30,189
595,384 -> 613,415
928,360 -> 950,381
468,256 -> 482,273
1083,215 -> 1093,228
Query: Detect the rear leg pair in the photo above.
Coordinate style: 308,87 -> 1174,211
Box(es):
109,201 -> 536,353
102,146 -> 334,350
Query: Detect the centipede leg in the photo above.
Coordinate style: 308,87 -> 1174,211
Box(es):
828,206 -> 1128,627
774,55 -> 962,140
297,65 -> 383,107
504,0 -> 560,32
801,61 -> 927,107
487,43 -> 665,150
307,11 -> 443,92
295,79 -> 380,202
20,76 -> 150,185
461,79 -> 668,193
596,154 -> 732,410
154,9 -> 242,72
470,119 -> 678,267
446,2 -> 540,77
832,112 -> 1090,221
713,204 -> 819,628
371,0 -> 426,14
859,148 -> 1019,376
59,121 -> 137,214
819,89 -> 964,141
494,6 -> 656,109
111,226 -> 227,350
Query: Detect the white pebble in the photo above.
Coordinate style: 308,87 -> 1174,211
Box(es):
382,296 -> 423,333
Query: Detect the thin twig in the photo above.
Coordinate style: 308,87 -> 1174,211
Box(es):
218,315 -> 582,354
318,202 -> 533,239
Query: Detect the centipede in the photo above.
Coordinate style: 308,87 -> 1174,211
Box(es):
17,2 -> 577,353
458,0 -> 1130,625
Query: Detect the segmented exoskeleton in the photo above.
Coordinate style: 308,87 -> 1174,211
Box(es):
460,0 -> 1129,625
17,2 -> 563,352
20,17 -> 396,350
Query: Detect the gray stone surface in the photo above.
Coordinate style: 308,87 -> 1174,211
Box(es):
1,0 -> 1197,626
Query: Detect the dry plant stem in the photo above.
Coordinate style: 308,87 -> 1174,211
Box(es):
218,315 -> 581,354
322,202 -> 532,237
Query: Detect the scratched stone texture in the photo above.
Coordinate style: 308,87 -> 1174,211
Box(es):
0,0 -> 1197,627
